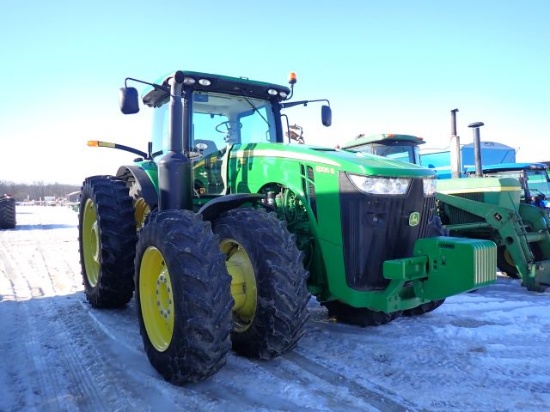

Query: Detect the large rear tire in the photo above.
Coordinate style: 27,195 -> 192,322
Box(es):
78,176 -> 136,307
135,210 -> 233,385
212,208 -> 310,359
322,300 -> 402,327
0,196 -> 16,229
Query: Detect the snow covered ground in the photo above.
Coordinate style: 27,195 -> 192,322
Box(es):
1,206 -> 550,412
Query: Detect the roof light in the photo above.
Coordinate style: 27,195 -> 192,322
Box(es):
183,77 -> 196,85
279,91 -> 288,98
198,79 -> 211,86
288,72 -> 297,85
267,89 -> 278,96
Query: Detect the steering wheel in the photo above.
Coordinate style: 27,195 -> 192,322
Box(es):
216,121 -> 243,133
215,120 -> 242,144
530,188 -> 547,207
531,188 -> 546,198
215,121 -> 232,134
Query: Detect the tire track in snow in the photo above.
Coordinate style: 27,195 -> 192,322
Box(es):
283,351 -> 419,412
5,226 -> 202,411
0,238 -> 107,412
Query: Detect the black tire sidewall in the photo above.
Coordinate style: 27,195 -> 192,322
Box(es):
213,208 -> 310,359
135,209 -> 232,384
78,176 -> 136,307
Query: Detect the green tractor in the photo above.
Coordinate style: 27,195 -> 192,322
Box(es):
340,111 -> 550,292
435,116 -> 550,292
78,70 -> 496,385
0,194 -> 16,229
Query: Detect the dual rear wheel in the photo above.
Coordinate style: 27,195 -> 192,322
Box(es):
79,176 -> 309,385
135,208 -> 310,383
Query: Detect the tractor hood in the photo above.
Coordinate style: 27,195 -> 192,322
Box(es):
233,143 -> 436,178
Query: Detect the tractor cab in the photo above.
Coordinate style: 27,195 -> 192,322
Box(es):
341,133 -> 424,165
120,71 -> 332,201
150,90 -> 281,157
465,162 -> 550,208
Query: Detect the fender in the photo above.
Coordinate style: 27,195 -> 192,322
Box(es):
116,165 -> 158,209
198,193 -> 267,222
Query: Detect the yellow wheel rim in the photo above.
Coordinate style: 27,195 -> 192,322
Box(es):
504,249 -> 515,267
134,198 -> 151,230
221,239 -> 257,333
139,247 -> 174,352
82,198 -> 100,287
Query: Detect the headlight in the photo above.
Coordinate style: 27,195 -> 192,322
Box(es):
423,178 -> 437,196
348,174 -> 410,195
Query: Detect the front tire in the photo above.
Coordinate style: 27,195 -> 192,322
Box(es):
135,210 -> 233,385
497,243 -> 544,280
212,208 -> 310,359
403,299 -> 446,316
322,300 -> 402,327
497,246 -> 520,279
78,176 -> 136,307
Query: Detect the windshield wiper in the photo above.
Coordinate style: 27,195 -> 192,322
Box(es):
238,88 -> 270,126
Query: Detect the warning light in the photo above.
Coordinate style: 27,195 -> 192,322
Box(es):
288,72 -> 297,85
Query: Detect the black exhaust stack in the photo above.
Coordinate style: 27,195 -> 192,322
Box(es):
468,122 -> 485,178
450,109 -> 461,179
158,71 -> 193,211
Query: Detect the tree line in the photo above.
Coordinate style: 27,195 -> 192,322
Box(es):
0,181 -> 81,202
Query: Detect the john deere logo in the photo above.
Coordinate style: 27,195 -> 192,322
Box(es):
409,212 -> 420,227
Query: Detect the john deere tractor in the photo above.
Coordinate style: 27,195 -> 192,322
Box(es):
78,70 -> 496,385
340,111 -> 550,292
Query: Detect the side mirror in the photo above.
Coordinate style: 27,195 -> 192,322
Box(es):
119,87 -> 140,114
321,105 -> 332,127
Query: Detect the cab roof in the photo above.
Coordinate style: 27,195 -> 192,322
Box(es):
342,133 -> 425,149
466,162 -> 548,173
142,70 -> 291,108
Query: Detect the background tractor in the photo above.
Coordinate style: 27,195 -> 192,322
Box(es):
79,71 -> 496,385
0,194 -> 16,229
340,110 -> 550,292
436,115 -> 550,291
340,133 -> 425,165
464,162 -> 550,210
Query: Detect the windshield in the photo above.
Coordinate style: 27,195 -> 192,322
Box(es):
525,169 -> 550,197
151,91 -> 277,156
483,169 -> 550,201
352,142 -> 420,165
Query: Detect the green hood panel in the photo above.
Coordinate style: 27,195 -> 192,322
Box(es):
233,143 -> 436,178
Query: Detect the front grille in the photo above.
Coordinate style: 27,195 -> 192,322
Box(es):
339,173 -> 435,290
440,192 -> 485,225
473,241 -> 498,285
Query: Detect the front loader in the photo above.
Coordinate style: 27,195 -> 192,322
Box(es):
435,113 -> 550,291
340,110 -> 550,292
78,71 -> 497,385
